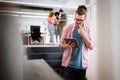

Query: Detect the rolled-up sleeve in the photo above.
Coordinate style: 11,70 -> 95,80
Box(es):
86,27 -> 94,50
60,25 -> 69,44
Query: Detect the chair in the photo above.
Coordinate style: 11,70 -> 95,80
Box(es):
30,26 -> 43,45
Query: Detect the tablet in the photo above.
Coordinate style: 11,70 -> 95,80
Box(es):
64,38 -> 78,47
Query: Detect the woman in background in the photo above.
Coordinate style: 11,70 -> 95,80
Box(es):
47,11 -> 55,44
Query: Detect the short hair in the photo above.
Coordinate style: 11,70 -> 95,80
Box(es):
48,11 -> 54,18
76,5 -> 87,15
59,9 -> 64,12
55,12 -> 59,16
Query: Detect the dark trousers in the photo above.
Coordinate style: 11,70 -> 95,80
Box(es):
63,66 -> 87,80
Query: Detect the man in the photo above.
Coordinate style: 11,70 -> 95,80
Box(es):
59,9 -> 67,37
59,5 -> 94,80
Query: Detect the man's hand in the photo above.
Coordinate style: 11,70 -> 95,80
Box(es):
78,27 -> 84,36
64,41 -> 77,48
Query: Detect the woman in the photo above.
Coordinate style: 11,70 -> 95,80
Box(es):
47,11 -> 55,44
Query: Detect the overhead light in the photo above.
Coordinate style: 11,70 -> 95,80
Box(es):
0,10 -> 49,16
21,15 -> 47,19
0,9 -> 74,17
21,15 -> 74,20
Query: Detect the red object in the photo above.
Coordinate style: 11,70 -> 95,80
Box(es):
28,36 -> 32,45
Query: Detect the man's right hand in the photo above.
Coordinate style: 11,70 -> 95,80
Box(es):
63,42 -> 76,48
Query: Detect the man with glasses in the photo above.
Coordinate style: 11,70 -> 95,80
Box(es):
59,5 -> 94,80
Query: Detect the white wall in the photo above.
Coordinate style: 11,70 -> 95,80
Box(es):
86,4 -> 97,80
97,0 -> 120,80
19,17 -> 47,33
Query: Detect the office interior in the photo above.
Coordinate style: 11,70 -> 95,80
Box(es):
0,0 -> 120,80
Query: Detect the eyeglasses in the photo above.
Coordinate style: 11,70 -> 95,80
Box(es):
74,18 -> 84,22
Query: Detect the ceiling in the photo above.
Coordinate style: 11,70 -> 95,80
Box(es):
6,0 -> 87,9
0,0 -> 91,15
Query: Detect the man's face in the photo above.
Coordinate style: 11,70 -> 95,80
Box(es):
74,13 -> 86,26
